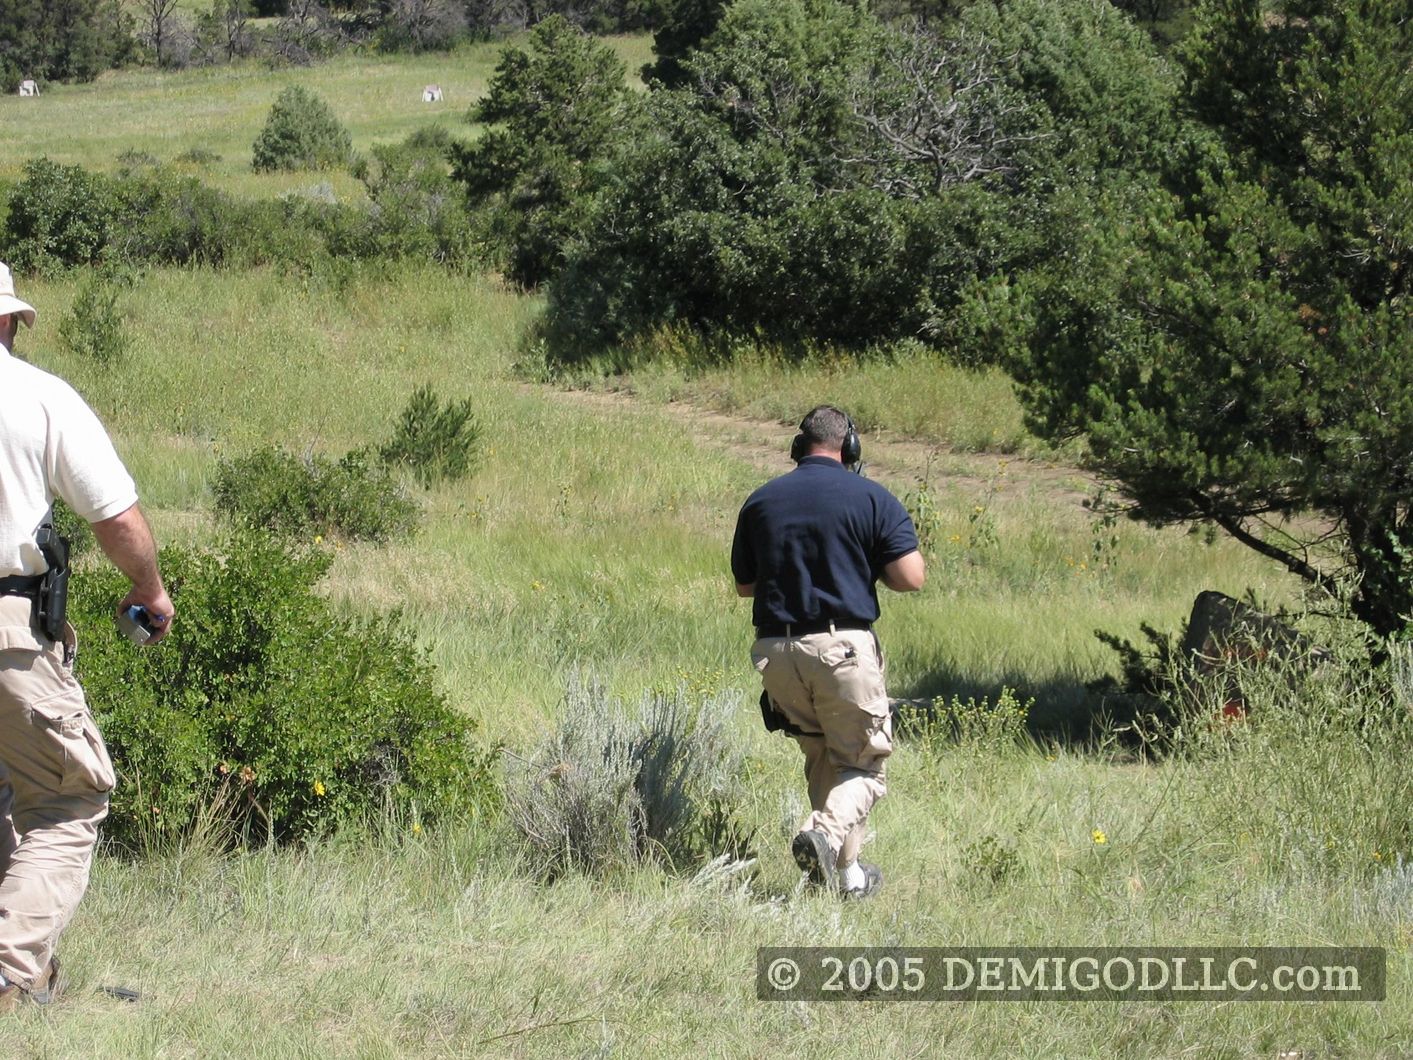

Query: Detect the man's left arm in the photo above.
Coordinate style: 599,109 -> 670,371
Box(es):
880,550 -> 925,592
874,491 -> 924,592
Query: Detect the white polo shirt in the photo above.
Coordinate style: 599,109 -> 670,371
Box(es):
0,348 -> 137,578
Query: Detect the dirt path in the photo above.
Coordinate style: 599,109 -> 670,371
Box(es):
525,382 -> 1101,513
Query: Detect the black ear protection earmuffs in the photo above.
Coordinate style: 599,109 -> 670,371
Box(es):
841,415 -> 862,470
791,407 -> 862,472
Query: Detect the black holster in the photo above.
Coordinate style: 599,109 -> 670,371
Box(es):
759,690 -> 818,739
34,523 -> 70,643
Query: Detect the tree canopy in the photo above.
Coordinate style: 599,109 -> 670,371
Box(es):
0,0 -> 132,89
1007,0 -> 1413,635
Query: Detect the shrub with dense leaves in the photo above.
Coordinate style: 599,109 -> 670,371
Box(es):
69,531 -> 495,847
1,158 -> 482,273
113,168 -> 329,268
353,128 -> 476,265
2,158 -> 118,274
252,85 -> 353,173
211,444 -> 419,542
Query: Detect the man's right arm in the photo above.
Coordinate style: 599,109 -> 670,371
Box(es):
730,506 -> 758,600
90,503 -> 174,643
880,549 -> 926,593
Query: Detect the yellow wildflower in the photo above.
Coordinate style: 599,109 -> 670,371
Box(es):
1092,829 -> 1108,845
314,780 -> 326,797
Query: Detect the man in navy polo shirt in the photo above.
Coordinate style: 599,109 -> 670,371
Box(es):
731,406 -> 924,898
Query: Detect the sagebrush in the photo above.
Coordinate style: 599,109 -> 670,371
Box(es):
506,674 -> 744,877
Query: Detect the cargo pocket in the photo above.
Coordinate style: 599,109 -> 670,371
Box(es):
28,686 -> 116,795
819,638 -> 886,708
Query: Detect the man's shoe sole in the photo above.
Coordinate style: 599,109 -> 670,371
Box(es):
792,830 -> 838,892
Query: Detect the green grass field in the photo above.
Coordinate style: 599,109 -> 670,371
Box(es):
0,43 -> 1407,1059
0,35 -> 654,201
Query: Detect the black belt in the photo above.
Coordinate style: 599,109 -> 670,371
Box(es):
0,574 -> 42,597
756,619 -> 872,638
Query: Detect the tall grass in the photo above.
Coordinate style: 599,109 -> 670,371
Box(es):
551,335 -> 1035,453
0,728 -> 1405,1057
20,264 -> 1290,730
3,259 -> 1400,1054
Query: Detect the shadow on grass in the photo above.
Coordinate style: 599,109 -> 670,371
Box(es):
892,664 -> 1151,750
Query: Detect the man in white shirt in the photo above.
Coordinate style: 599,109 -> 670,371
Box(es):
0,262 -> 173,1008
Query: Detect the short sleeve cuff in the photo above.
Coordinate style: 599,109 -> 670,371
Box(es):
75,490 -> 138,524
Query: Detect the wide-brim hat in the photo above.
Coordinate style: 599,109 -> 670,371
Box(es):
0,262 -> 36,328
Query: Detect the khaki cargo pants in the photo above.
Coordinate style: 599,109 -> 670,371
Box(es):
0,596 -> 114,992
752,626 -> 892,869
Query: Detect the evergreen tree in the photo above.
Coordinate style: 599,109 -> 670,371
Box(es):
0,0 -> 132,89
1009,0 -> 1413,635
641,0 -> 728,88
452,15 -> 632,287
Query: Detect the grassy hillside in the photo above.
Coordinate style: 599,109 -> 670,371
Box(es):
0,38 -> 1406,1060
0,35 -> 655,201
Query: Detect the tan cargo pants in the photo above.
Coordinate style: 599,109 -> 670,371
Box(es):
0,595 -> 114,992
752,626 -> 891,869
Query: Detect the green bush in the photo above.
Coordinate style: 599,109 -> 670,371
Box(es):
378,385 -> 480,487
2,158 -> 469,274
69,531 -> 495,847
252,86 -> 353,173
49,498 -> 93,559
901,687 -> 1033,754
175,146 -> 222,167
1,158 -> 118,274
114,168 -> 338,269
211,445 -> 419,543
353,133 -> 476,266
58,266 -> 135,365
505,674 -> 743,878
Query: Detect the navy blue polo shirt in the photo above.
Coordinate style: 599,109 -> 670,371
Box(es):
731,456 -> 919,629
